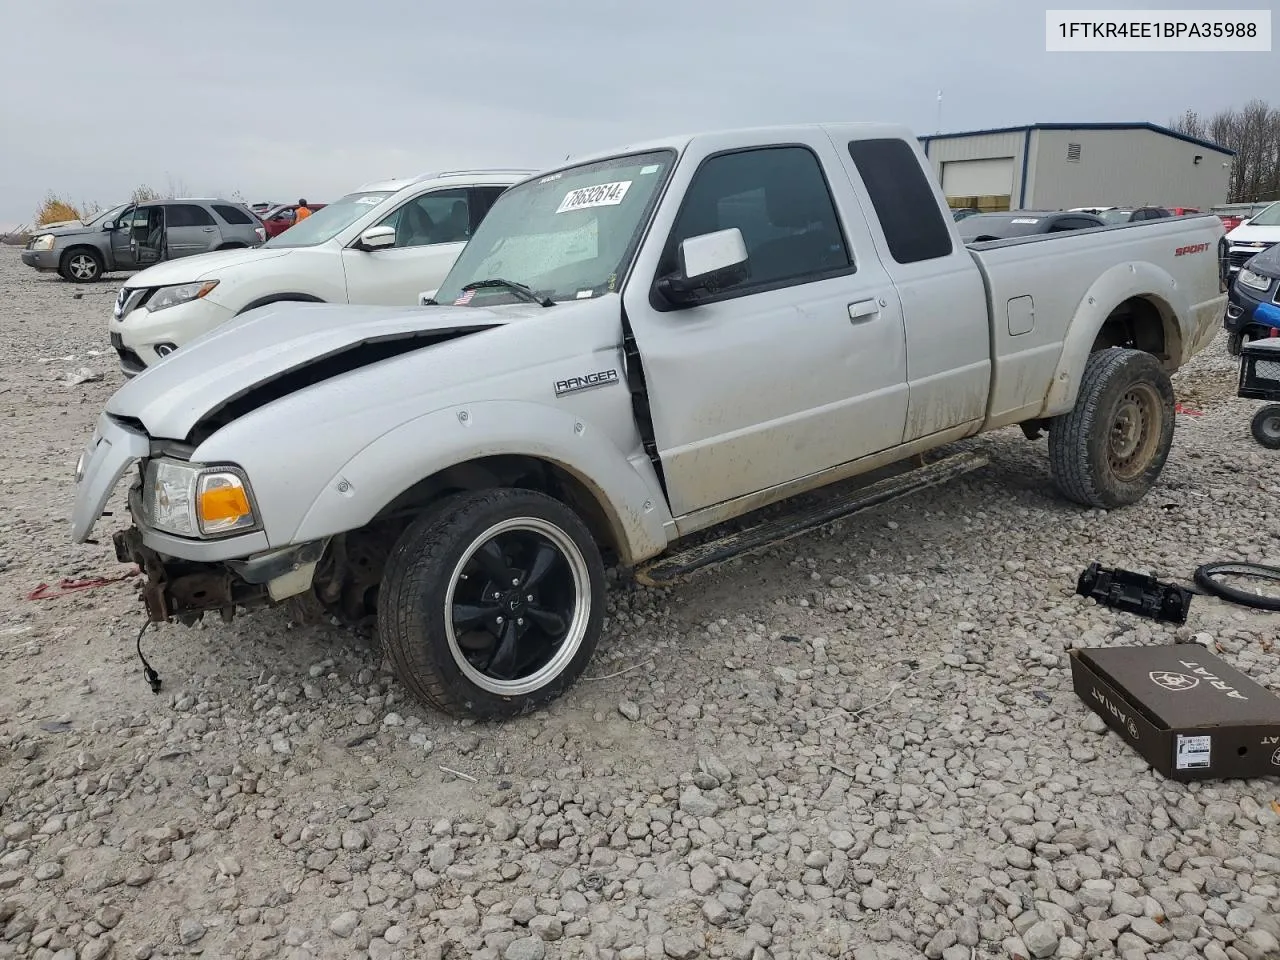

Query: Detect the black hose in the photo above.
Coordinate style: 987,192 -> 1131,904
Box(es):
1193,562 -> 1280,613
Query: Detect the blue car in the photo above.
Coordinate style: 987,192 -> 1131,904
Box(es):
1226,242 -> 1280,355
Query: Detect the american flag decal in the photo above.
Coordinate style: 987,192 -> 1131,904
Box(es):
453,289 -> 475,306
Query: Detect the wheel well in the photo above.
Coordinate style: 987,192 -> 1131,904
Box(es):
303,456 -> 627,627
215,242 -> 247,250
378,456 -> 623,563
236,293 -> 325,315
1089,296 -> 1180,368
60,244 -> 103,265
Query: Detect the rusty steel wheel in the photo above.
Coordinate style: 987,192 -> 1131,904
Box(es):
1107,383 -> 1163,482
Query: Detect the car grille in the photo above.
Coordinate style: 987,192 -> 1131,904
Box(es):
109,333 -> 146,375
1229,247 -> 1272,272
114,287 -> 148,320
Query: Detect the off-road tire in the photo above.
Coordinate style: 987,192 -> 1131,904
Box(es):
59,247 -> 104,283
377,488 -> 606,719
1251,403 -> 1280,449
1227,331 -> 1244,357
1049,348 -> 1175,509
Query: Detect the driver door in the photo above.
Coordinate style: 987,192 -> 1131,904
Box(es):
621,135 -> 910,519
339,188 -> 473,305
110,206 -> 139,268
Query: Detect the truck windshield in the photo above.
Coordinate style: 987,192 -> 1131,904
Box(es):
264,191 -> 393,248
1247,202 -> 1280,227
432,150 -> 675,306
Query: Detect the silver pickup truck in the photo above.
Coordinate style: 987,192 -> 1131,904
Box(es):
71,122 -> 1227,719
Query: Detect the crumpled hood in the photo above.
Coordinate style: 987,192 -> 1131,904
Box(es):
41,223 -> 93,239
105,301 -> 540,440
123,247 -> 294,289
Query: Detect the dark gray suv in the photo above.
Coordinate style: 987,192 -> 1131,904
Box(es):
21,199 -> 265,282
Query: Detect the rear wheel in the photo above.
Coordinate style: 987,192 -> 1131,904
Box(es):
59,248 -> 103,282
377,488 -> 605,719
1049,348 -> 1175,509
1251,404 -> 1280,449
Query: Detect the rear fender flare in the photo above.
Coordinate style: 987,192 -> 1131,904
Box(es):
289,400 -> 673,567
1039,261 -> 1185,418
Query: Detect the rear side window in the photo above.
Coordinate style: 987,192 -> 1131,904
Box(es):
166,204 -> 216,227
213,204 -> 255,225
847,138 -> 953,264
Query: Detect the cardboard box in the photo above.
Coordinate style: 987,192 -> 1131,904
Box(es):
1070,646 -> 1280,781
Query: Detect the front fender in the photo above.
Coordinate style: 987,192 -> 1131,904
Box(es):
1039,261 -> 1186,418
290,400 -> 673,566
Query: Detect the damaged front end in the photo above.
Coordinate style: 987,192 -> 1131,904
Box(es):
113,528 -> 328,625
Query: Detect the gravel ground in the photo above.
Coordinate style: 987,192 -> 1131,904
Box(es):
0,244 -> 1278,960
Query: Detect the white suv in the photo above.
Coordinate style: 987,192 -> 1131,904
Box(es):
109,169 -> 532,376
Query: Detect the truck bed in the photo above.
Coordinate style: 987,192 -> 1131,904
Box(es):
967,214 -> 1227,429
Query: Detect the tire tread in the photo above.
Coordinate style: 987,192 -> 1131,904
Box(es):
377,488 -> 604,718
1048,348 -> 1174,509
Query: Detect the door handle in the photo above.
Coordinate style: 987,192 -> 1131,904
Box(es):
848,299 -> 880,323
202,227 -> 216,232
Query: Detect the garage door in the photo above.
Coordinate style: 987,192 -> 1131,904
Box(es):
942,158 -> 1015,200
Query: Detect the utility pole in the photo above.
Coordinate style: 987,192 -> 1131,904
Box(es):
936,90 -> 943,135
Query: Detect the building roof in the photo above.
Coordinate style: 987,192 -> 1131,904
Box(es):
917,122 -> 1234,157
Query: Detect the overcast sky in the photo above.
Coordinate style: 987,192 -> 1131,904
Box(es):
0,0 -> 1274,226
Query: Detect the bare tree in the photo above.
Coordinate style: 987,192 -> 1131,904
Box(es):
164,174 -> 192,199
1173,99 -> 1280,203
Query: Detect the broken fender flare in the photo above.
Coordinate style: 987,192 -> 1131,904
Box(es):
1193,562 -> 1280,612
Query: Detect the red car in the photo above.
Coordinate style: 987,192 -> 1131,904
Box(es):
261,202 -> 327,238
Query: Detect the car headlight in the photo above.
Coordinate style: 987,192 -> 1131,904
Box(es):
32,234 -> 55,251
141,459 -> 258,537
1237,269 -> 1271,292
145,280 -> 219,313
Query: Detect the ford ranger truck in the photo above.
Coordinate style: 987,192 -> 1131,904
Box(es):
70,123 -> 1227,719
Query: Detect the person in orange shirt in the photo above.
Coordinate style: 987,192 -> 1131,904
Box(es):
295,199 -> 312,222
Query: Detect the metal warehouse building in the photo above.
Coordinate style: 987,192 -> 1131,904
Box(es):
917,122 -> 1233,213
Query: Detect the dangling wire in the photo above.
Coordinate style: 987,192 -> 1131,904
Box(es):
135,620 -> 162,694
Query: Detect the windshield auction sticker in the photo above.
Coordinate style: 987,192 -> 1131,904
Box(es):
556,181 -> 632,214
1046,9 -> 1270,51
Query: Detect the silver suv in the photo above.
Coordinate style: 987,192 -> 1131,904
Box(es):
21,199 -> 265,283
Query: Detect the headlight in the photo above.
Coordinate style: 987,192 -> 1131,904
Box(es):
1237,269 -> 1271,292
145,280 -> 219,313
141,459 -> 258,537
32,234 -> 55,251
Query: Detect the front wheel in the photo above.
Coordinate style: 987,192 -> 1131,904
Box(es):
1049,348 -> 1175,509
1227,331 -> 1244,357
60,248 -> 103,283
377,488 -> 606,719
1251,404 -> 1280,449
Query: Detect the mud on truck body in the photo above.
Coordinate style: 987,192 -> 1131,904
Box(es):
71,122 -> 1227,718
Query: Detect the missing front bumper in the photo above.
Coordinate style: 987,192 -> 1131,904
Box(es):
111,528 -> 328,623
114,526 -> 263,622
